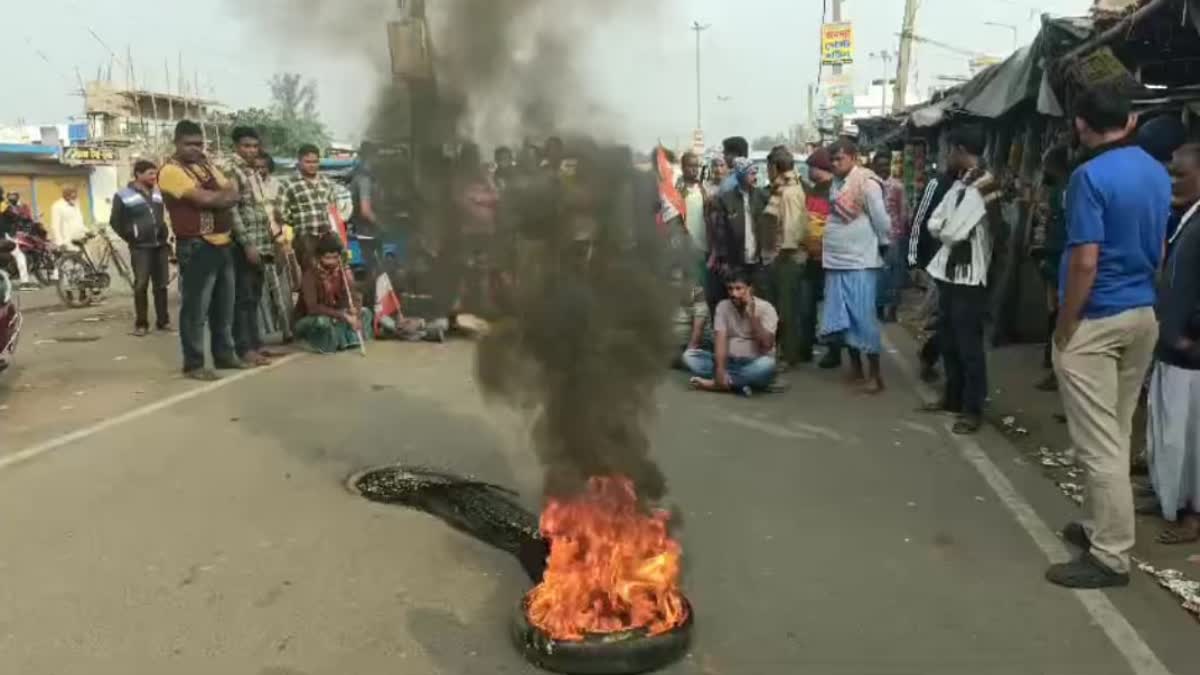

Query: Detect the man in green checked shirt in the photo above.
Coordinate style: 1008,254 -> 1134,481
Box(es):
223,126 -> 286,367
280,144 -> 339,271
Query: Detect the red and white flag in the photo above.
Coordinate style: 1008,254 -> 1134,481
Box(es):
373,272 -> 402,337
328,204 -> 349,248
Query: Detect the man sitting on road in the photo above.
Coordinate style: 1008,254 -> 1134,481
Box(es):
684,267 -> 778,395
294,233 -> 371,354
671,266 -> 712,369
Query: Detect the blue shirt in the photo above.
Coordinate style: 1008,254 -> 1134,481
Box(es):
1059,146 -> 1170,319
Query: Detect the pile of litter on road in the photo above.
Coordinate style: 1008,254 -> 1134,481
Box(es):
1136,558 -> 1200,620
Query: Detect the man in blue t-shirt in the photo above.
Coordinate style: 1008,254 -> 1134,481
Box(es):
1047,86 -> 1171,590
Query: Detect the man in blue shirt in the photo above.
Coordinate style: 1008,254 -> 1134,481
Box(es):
1047,86 -> 1171,590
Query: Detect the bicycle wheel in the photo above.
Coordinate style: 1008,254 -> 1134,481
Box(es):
56,254 -> 93,308
31,253 -> 54,287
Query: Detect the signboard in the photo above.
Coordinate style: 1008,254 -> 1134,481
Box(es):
64,145 -> 117,164
1070,47 -> 1137,90
821,22 -> 854,66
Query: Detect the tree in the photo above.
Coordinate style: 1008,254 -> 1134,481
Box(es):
223,73 -> 331,158
751,134 -> 790,152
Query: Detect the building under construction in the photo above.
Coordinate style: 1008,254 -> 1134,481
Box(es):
83,81 -> 224,152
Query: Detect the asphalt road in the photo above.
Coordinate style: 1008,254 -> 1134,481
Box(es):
0,332 -> 1195,675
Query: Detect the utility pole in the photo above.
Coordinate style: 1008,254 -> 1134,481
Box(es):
894,0 -> 918,113
874,51 -> 893,115
832,0 -> 844,77
691,21 -> 711,135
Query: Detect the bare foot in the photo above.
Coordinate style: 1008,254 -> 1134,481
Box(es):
689,377 -> 721,393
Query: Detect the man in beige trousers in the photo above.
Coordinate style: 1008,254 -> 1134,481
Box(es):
1047,86 -> 1172,589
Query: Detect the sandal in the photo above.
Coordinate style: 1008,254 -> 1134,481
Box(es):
952,416 -> 983,435
1157,519 -> 1200,546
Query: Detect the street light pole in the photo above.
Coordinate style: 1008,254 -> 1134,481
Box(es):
691,21 -> 711,134
874,51 -> 893,115
984,21 -> 1019,52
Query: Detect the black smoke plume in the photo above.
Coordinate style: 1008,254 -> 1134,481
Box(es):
238,0 -> 676,502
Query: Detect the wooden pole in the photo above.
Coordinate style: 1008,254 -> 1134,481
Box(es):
164,60 -> 174,124
894,0 -> 919,113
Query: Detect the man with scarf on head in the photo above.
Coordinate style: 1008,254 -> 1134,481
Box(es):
819,139 -> 892,394
709,157 -> 770,293
921,124 -> 997,436
718,136 -> 750,196
1046,86 -> 1170,590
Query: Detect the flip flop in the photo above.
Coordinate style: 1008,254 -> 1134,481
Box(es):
952,417 -> 983,435
1157,522 -> 1200,546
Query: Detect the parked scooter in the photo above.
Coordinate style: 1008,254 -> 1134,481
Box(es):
0,240 -> 23,374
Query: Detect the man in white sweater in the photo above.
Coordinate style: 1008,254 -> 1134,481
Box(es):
49,187 -> 88,249
923,124 -> 997,435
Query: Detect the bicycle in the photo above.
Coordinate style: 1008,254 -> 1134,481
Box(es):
56,228 -> 182,308
56,228 -> 134,308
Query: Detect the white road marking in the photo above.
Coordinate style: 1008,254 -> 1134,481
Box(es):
0,354 -> 302,472
883,333 -> 1173,675
900,420 -> 939,437
721,414 -> 816,440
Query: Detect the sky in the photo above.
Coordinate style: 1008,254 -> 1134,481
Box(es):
4,0 -> 1093,149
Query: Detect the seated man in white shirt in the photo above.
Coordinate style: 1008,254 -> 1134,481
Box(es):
684,267 -> 778,395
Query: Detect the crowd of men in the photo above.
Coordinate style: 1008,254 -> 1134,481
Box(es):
673,84 -> 1199,592
25,80 -> 1197,594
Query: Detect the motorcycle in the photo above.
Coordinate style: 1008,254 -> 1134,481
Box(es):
15,228 -> 57,285
0,240 -> 23,374
1,223 -> 56,288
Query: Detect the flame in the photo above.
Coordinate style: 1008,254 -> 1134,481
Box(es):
525,475 -> 688,641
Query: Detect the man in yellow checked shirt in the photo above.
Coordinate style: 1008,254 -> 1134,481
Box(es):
157,120 -> 244,381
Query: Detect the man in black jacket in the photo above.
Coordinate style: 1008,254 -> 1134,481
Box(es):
110,160 -> 172,335
710,158 -> 770,290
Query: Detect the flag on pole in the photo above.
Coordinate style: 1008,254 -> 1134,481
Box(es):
655,145 -> 685,238
373,272 -> 403,337
327,203 -> 349,248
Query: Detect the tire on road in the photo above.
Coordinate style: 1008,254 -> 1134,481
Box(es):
510,597 -> 693,675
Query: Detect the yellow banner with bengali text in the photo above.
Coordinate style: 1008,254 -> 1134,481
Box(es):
821,22 -> 854,66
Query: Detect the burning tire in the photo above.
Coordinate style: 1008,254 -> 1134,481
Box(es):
511,596 -> 693,675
